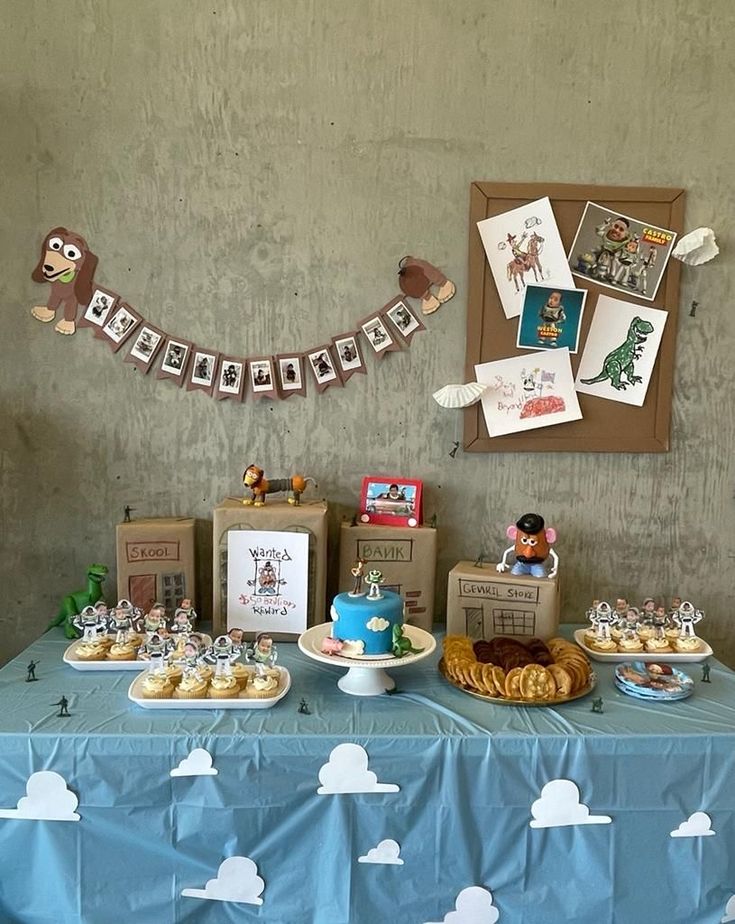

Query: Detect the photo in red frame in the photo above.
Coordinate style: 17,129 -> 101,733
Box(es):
359,476 -> 423,528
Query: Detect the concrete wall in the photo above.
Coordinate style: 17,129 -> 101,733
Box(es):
1,0 -> 733,663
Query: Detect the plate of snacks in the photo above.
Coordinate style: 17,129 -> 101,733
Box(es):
614,661 -> 693,701
439,635 -> 595,705
63,633 -> 213,670
574,630 -> 712,663
128,665 -> 291,709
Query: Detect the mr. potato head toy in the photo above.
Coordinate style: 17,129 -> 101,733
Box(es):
496,513 -> 559,580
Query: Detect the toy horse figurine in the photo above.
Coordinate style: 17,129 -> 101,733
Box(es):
242,464 -> 316,507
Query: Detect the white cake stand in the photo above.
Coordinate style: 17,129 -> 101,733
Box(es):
298,623 -> 436,696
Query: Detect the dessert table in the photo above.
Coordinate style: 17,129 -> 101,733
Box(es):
0,628 -> 733,924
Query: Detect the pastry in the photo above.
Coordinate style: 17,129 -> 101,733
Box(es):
618,636 -> 644,653
231,662 -> 251,690
673,636 -> 701,653
247,672 -> 280,698
173,672 -> 208,699
74,641 -> 107,661
107,641 -> 138,661
589,637 -> 617,652
645,638 -> 673,654
140,672 -> 175,699
208,674 -> 240,699
164,663 -> 184,687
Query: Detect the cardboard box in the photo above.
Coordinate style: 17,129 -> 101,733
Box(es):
446,562 -> 560,641
116,517 -> 196,615
338,523 -> 437,631
212,498 -> 328,637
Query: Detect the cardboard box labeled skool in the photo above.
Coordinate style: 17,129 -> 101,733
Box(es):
212,498 -> 328,637
338,522 -> 437,631
116,517 -> 196,614
446,562 -> 560,641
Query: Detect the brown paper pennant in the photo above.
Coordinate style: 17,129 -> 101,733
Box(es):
215,356 -> 247,401
187,348 -> 221,396
275,354 -> 307,398
382,296 -> 426,345
157,336 -> 193,386
248,355 -> 279,400
123,321 -> 166,373
99,302 -> 142,352
306,344 -> 343,393
78,285 -> 119,333
359,305 -> 402,359
332,331 -> 366,382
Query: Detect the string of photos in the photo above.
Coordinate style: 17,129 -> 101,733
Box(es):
30,227 -> 455,401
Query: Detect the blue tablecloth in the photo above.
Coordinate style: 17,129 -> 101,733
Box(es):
0,629 -> 733,924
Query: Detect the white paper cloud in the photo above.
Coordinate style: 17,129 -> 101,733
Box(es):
721,894 -> 735,922
672,227 -> 719,265
670,811 -> 715,838
181,856 -> 264,905
0,771 -> 80,821
170,748 -> 218,778
366,617 -> 390,632
317,743 -> 399,794
529,779 -> 611,829
358,839 -> 404,865
424,886 -> 499,924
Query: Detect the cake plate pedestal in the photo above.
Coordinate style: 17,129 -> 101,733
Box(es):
298,623 -> 436,696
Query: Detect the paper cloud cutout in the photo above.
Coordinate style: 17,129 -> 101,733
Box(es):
670,811 -> 715,838
672,227 -> 719,265
317,743 -> 399,794
424,886 -> 499,924
358,839 -> 404,865
529,779 -> 611,829
0,771 -> 80,821
721,894 -> 735,922
181,856 -> 264,905
170,748 -> 218,777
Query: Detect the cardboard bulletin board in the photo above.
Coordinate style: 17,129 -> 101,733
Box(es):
464,182 -> 685,452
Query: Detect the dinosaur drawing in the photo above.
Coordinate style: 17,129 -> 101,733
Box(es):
580,316 -> 654,390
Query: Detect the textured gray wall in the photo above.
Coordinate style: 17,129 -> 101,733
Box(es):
1,0 -> 733,664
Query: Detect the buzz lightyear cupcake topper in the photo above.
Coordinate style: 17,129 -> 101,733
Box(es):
496,513 -> 559,579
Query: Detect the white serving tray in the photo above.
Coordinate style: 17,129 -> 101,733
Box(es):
573,630 -> 712,663
127,667 -> 291,709
63,635 -> 213,671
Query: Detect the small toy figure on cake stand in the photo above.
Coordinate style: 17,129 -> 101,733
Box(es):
350,559 -> 366,596
246,633 -> 277,668
365,569 -> 384,599
496,513 -> 559,579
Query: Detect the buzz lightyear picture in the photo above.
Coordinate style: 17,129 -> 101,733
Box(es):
567,202 -> 677,301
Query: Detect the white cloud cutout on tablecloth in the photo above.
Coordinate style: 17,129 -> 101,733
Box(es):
424,886 -> 499,924
181,856 -> 264,905
670,811 -> 715,838
721,894 -> 735,922
358,839 -> 404,865
0,771 -> 80,821
170,748 -> 218,777
529,779 -> 611,829
317,743 -> 399,794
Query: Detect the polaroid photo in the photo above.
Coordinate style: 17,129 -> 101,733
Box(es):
517,285 -> 587,354
475,348 -> 582,438
80,286 -> 117,331
124,323 -> 165,373
306,345 -> 341,392
216,357 -> 245,400
384,298 -> 425,344
332,332 -> 366,381
567,202 -> 677,301
188,349 -> 219,393
360,314 -> 399,358
249,357 -> 276,397
158,338 -> 191,382
477,196 -> 574,320
100,303 -> 141,352
276,355 -> 306,397
575,294 -> 668,407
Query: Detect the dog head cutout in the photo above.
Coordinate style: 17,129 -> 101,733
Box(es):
31,227 -> 98,335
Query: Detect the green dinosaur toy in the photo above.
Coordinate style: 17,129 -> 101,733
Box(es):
47,564 -> 109,639
391,623 -> 424,658
580,316 -> 654,390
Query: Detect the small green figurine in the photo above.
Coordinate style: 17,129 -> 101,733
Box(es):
26,660 -> 39,682
47,564 -> 109,639
701,663 -> 711,683
51,696 -> 71,717
591,697 -> 604,714
391,623 -> 424,658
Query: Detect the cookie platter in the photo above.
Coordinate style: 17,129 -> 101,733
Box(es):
439,658 -> 596,706
127,666 -> 291,710
63,635 -> 213,670
573,630 -> 712,663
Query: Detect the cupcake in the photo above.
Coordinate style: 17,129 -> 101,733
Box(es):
618,636 -> 644,653
196,664 -> 214,683
107,641 -> 138,661
164,663 -> 184,687
74,641 -> 107,661
140,672 -> 175,699
665,627 -> 681,641
673,636 -> 702,653
645,638 -> 672,654
637,624 -> 655,641
231,662 -> 251,690
589,637 -> 618,652
173,672 -> 208,699
246,672 -> 280,699
208,674 -> 240,699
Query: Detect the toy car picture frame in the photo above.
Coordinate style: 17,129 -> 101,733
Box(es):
359,476 -> 423,528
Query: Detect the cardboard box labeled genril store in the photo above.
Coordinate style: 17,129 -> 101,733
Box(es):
446,562 -> 560,641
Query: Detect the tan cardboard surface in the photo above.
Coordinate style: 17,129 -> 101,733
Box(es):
212,498 -> 328,637
447,561 -> 560,641
338,523 -> 437,631
116,517 -> 196,615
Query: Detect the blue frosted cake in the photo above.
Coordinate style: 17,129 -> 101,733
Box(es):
329,583 -> 405,658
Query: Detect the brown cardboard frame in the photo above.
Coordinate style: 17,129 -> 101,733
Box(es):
464,181 -> 685,453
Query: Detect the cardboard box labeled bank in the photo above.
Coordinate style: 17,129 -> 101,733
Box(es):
116,517 -> 196,615
446,562 -> 560,641
213,498 -> 328,637
338,523 -> 437,631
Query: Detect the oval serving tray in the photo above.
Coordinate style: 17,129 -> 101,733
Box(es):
573,630 -> 712,664
438,658 -> 596,706
127,666 -> 291,709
